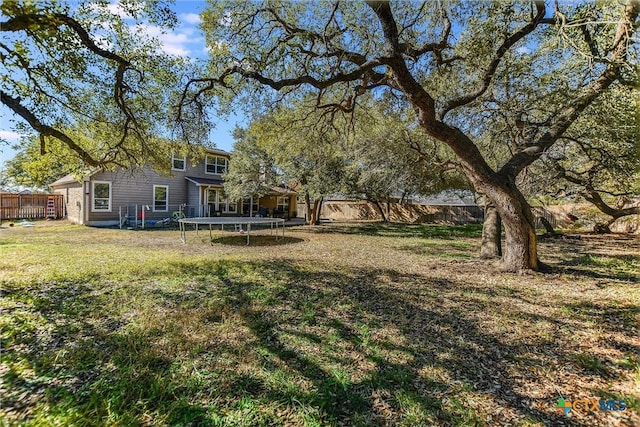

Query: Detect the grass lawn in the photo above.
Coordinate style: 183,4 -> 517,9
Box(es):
1,221 -> 638,426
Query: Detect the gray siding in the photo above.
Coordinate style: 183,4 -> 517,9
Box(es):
87,167 -> 189,225
182,150 -> 230,217
187,181 -> 201,217
51,149 -> 273,225
183,149 -> 229,180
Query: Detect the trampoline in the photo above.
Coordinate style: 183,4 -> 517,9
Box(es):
178,217 -> 285,245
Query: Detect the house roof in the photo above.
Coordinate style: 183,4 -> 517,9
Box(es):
50,174 -> 82,187
185,177 -> 297,196
414,190 -> 478,206
185,176 -> 225,186
203,147 -> 232,157
267,185 -> 297,195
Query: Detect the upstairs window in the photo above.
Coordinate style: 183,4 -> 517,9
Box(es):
172,154 -> 185,171
205,155 -> 228,174
153,185 -> 168,212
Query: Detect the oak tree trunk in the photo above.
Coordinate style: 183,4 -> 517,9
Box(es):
373,200 -> 388,222
539,216 -> 555,234
312,197 -> 323,225
483,185 -> 539,271
305,193 -> 313,225
593,216 -> 617,234
480,203 -> 502,258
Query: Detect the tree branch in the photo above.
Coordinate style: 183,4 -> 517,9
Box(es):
438,1 -> 546,119
399,9 -> 453,63
2,12 -> 142,142
1,13 -> 129,64
499,0 -> 640,179
559,169 -> 640,218
366,1 -> 497,185
1,90 -> 100,167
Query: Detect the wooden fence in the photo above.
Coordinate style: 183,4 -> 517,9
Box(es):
0,193 -> 65,220
319,200 -> 485,224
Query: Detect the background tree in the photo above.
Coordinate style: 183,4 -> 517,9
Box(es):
227,96 -> 468,224
3,135 -> 82,190
227,105 -> 347,225
3,124 -> 181,191
185,0 -> 639,271
223,127 -> 281,216
1,0 -> 193,171
342,98 -> 469,222
521,85 -> 640,232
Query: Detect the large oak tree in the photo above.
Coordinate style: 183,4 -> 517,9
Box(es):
1,0 -> 190,171
182,0 -> 639,271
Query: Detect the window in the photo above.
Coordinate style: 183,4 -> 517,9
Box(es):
92,181 -> 111,212
277,196 -> 289,212
220,188 -> 236,213
205,155 -> 228,174
227,202 -> 237,213
153,185 -> 169,212
242,198 -> 259,215
172,154 -> 185,171
206,188 -> 218,215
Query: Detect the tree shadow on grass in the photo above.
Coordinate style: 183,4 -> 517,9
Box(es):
211,235 -> 305,246
208,262 -> 594,426
541,238 -> 639,283
2,285 -> 180,424
555,258 -> 639,283
2,258 -> 636,425
306,222 -> 483,239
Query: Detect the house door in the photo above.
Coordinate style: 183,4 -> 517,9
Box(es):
204,187 -> 238,215
206,188 -> 218,215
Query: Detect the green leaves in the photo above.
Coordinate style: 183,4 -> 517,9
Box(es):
1,0 -> 189,169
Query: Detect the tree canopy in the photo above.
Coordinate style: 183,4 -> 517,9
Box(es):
522,85 -> 640,230
186,0 -> 639,270
224,96 -> 468,223
1,0 -> 193,171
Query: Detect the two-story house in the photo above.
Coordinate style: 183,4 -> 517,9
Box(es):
50,149 -> 297,226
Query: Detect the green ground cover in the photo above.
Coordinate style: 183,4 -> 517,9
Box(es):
1,221 -> 638,426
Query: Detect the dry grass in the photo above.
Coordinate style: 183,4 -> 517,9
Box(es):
0,220 -> 638,426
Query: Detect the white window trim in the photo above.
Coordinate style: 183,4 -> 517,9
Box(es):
225,197 -> 237,213
205,155 -> 228,175
219,188 -> 233,213
91,181 -> 112,212
153,185 -> 169,212
171,154 -> 186,171
277,196 -> 289,212
206,188 -> 218,212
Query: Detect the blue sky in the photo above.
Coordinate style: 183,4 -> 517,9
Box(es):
0,1 -> 241,167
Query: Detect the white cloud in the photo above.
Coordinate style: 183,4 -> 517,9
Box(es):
180,13 -> 201,25
159,34 -> 191,56
106,3 -> 129,18
107,1 -> 145,19
132,23 -> 203,57
219,12 -> 232,27
0,130 -> 21,143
